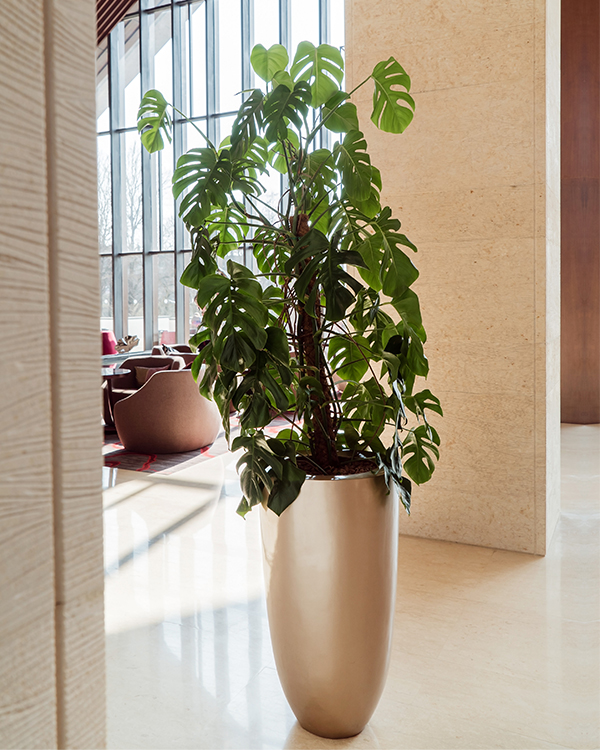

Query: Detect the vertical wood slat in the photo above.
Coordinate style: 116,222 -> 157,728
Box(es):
561,0 -> 600,424
0,1 -> 58,746
96,0 -> 138,45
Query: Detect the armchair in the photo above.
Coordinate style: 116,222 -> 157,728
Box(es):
113,368 -> 221,454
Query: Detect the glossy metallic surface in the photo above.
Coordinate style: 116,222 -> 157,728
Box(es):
260,474 -> 399,738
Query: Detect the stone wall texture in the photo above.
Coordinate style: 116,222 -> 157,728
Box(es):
346,0 -> 561,554
0,0 -> 105,746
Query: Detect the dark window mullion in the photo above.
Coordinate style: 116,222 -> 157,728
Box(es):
241,0 -> 253,93
173,1 -> 187,341
280,0 -> 290,49
206,0 -> 218,144
109,28 -> 124,339
320,0 -> 330,150
140,6 -> 154,348
319,0 -> 329,44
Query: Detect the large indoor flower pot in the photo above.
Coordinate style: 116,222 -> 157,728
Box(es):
260,472 -> 399,739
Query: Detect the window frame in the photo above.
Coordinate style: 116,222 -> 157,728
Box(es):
97,0 -> 342,349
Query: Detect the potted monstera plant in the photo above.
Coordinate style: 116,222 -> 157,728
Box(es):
138,41 -> 442,739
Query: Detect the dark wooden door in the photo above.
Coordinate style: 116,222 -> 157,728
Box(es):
561,0 -> 600,423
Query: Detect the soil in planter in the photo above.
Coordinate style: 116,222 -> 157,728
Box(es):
296,456 -> 378,477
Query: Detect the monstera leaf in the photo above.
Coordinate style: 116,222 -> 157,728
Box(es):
328,335 -> 371,382
230,89 -> 264,158
137,42 -> 441,519
172,148 -> 230,225
322,91 -> 359,133
205,205 -> 250,255
137,89 -> 172,153
290,42 -> 344,107
262,81 -> 311,141
251,43 -> 289,83
371,57 -> 415,134
402,425 -> 440,484
334,130 -> 372,202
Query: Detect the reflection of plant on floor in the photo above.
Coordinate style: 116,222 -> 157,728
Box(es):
138,41 -> 442,517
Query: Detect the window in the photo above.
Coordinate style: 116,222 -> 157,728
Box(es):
97,0 -> 344,350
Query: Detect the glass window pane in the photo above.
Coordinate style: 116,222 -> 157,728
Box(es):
329,0 -> 345,53
291,0 -> 320,54
191,2 -> 207,117
258,165 -> 283,225
97,134 -> 112,254
160,142 -> 175,251
218,0 -> 242,113
180,215 -> 192,251
154,253 -> 176,345
122,254 -> 144,351
100,255 -> 113,328
147,145 -> 160,253
183,253 -> 202,340
96,37 -> 110,132
183,119 -> 208,151
113,16 -> 141,129
216,114 -> 235,147
120,131 -> 143,253
148,9 -> 172,102
253,0 -> 279,52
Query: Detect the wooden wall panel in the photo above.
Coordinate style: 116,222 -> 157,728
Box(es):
96,0 -> 137,43
561,0 -> 600,424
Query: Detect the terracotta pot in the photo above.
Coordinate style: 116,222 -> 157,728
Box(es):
260,472 -> 399,738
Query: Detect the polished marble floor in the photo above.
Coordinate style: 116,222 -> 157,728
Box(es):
104,425 -> 600,749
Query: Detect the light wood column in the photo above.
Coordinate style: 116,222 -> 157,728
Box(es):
346,0 -> 561,554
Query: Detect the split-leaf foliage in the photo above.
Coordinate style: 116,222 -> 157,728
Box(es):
137,41 -> 442,518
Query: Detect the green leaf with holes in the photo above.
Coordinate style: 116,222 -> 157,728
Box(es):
334,130 -> 372,202
290,42 -> 344,107
402,425 -> 440,484
137,89 -> 172,153
328,335 -> 371,382
371,57 -> 415,134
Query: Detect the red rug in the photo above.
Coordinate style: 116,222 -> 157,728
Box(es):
103,415 -> 295,475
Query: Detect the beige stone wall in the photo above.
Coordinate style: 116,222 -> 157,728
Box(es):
0,0 -> 106,747
346,0 -> 561,554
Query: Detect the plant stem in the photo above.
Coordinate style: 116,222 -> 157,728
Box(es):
294,213 -> 337,470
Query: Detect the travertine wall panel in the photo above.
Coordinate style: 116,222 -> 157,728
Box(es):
347,0 -> 560,553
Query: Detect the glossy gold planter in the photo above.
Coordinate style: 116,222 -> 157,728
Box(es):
260,472 -> 399,739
